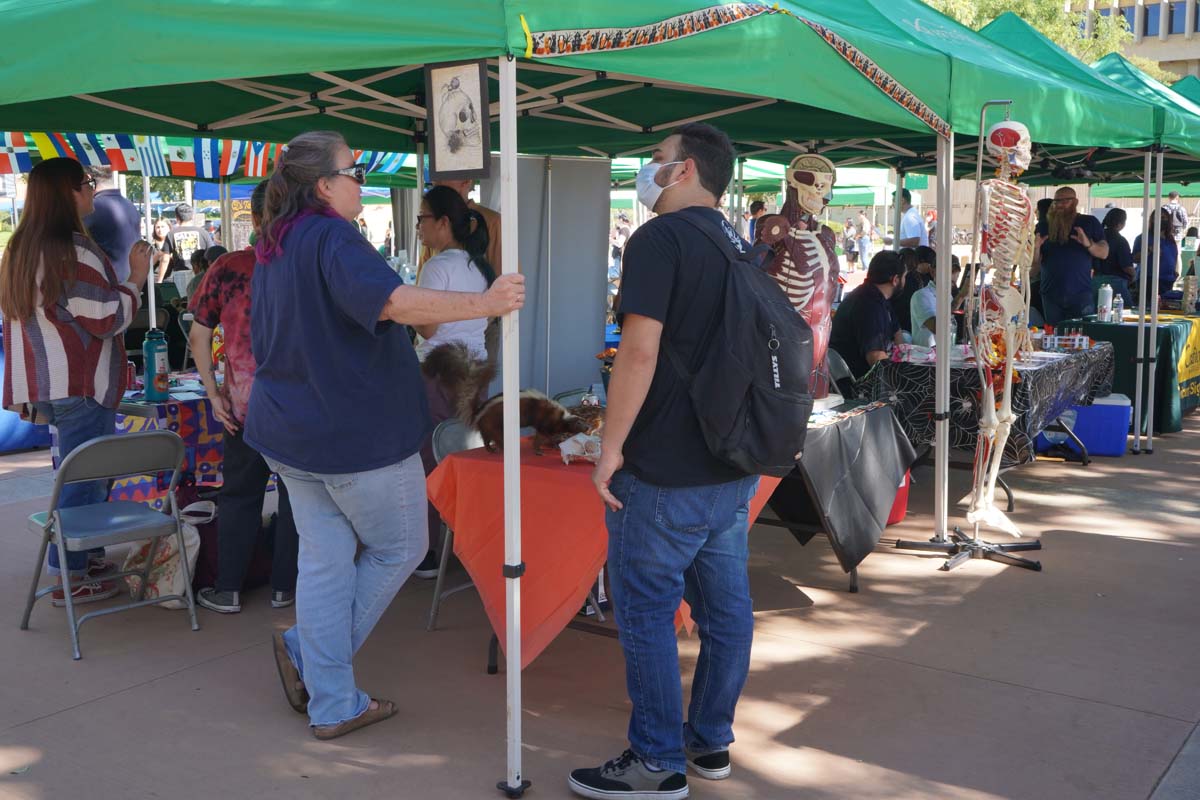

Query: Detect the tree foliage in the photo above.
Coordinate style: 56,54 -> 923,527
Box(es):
124,177 -> 186,205
926,0 -> 1177,83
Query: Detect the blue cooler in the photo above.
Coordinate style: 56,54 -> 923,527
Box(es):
1036,393 -> 1131,458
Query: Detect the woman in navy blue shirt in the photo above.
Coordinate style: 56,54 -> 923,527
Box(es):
1094,208 -> 1135,308
1133,209 -> 1180,298
246,131 -> 523,740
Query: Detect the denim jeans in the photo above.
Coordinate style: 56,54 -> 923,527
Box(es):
605,470 -> 759,774
856,236 -> 873,265
1041,290 -> 1095,326
266,453 -> 427,727
36,397 -> 116,575
215,427 -> 298,593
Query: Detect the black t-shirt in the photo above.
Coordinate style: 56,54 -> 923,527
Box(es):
167,224 -> 215,274
829,282 -> 897,379
1095,229 -> 1134,279
617,207 -> 747,488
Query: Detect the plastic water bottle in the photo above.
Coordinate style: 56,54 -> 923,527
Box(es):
1113,295 -> 1124,321
142,329 -> 170,402
1098,283 -> 1114,322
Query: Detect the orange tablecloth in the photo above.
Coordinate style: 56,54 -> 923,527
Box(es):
426,439 -> 780,669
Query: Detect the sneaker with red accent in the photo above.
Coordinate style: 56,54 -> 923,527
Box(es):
51,580 -> 120,607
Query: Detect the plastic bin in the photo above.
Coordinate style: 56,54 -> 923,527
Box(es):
886,470 -> 911,526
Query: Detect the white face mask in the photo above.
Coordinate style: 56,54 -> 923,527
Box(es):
636,160 -> 683,212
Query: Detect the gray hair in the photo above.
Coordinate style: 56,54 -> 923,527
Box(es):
261,131 -> 346,256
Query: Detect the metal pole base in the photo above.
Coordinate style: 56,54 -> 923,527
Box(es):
497,780 -> 532,798
897,527 -> 1042,572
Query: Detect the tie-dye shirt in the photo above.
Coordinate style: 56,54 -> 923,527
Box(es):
188,248 -> 257,423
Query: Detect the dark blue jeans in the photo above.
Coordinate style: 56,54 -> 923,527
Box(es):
36,397 -> 117,575
1041,290 -> 1095,326
605,470 -> 759,774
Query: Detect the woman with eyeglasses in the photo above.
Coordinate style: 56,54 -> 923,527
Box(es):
245,131 -> 524,740
0,157 -> 152,606
409,184 -> 496,579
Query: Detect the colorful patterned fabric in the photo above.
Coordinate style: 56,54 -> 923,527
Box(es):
524,4 -> 773,57
110,396 -> 225,510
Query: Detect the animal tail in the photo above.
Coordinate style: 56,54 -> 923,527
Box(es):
420,343 -> 497,425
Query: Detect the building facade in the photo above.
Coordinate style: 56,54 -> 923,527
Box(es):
1080,1 -> 1200,78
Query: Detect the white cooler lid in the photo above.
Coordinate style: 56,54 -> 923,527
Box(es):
1093,393 -> 1131,406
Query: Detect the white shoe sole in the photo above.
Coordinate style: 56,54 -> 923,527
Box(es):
567,776 -> 688,800
197,598 -> 241,614
51,589 -> 119,608
686,760 -> 731,780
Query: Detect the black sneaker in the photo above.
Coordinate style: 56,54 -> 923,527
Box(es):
197,588 -> 241,614
685,748 -> 730,780
413,550 -> 440,580
568,749 -> 688,799
271,590 -> 295,609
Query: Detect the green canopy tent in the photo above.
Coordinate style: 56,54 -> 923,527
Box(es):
1173,75 -> 1200,106
1092,182 -> 1200,199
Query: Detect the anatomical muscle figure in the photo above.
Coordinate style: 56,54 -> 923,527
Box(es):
756,153 -> 840,398
964,120 -> 1036,537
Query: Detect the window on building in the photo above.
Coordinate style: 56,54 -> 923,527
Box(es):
1098,6 -> 1111,15
1121,6 -> 1137,31
1169,1 -> 1188,34
1145,4 -> 1161,36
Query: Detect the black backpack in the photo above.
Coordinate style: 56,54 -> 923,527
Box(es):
664,208 -> 814,478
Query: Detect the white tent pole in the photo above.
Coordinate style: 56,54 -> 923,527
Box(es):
1146,147 -> 1165,453
893,169 -> 905,251
544,156 -> 552,393
934,133 -> 954,542
498,54 -> 528,799
736,157 -> 745,236
1133,150 -> 1152,452
143,175 -> 156,330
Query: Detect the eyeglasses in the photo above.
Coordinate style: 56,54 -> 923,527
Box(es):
80,176 -> 97,191
416,214 -> 432,225
328,164 -> 368,185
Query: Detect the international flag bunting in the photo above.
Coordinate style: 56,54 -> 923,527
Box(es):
219,140 -> 246,176
133,135 -> 171,176
29,132 -> 76,161
193,138 -> 221,179
64,133 -> 109,166
0,133 -> 33,174
100,134 -> 142,172
360,151 -> 388,173
166,137 -> 196,177
374,153 -> 406,174
243,141 -> 277,177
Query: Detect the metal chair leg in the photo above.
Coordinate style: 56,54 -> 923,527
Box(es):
585,591 -> 606,623
55,535 -> 82,660
136,535 -> 160,603
174,528 -> 200,632
20,531 -> 51,630
427,526 -> 455,631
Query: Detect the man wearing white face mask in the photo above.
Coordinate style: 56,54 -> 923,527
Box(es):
573,124 -> 757,800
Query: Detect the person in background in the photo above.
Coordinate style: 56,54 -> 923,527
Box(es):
0,158 -> 151,606
856,209 -> 874,265
843,217 -> 858,272
1162,190 -> 1189,239
896,188 -> 928,248
911,253 -> 962,348
411,184 -> 497,580
925,209 -> 938,245
245,131 -> 523,740
189,181 -> 298,616
1133,208 -> 1180,297
149,218 -> 174,283
166,203 -> 214,277
357,216 -> 370,241
611,214 -> 632,270
746,200 -> 766,241
1093,207 -> 1134,309
892,247 -> 924,335
1033,187 -> 1107,324
187,249 -> 208,296
577,123 -> 755,800
82,166 -> 141,283
829,250 -> 907,379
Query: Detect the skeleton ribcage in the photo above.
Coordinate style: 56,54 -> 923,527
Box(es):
775,230 -> 831,311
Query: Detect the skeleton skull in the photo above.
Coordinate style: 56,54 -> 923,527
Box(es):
787,154 -> 836,217
986,120 -> 1032,173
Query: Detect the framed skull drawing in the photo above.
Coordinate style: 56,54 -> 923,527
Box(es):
424,59 -> 491,181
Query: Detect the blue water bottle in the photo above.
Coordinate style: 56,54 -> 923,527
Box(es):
142,329 -> 170,402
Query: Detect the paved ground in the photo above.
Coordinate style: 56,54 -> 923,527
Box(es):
0,414 -> 1197,800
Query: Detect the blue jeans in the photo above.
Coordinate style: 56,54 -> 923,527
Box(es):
1040,290 -> 1095,326
37,397 -> 116,576
605,471 -> 759,774
266,453 -> 427,727
857,236 -> 873,265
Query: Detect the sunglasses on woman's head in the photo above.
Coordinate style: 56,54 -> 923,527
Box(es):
329,164 -> 368,184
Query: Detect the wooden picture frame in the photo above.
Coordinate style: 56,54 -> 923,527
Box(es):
424,59 -> 491,181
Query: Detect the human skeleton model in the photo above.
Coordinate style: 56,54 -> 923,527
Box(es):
964,121 -> 1036,537
756,153 -> 840,398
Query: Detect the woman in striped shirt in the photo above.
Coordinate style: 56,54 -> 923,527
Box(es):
1,157 -> 152,606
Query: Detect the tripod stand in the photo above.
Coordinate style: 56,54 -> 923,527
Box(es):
896,525 -> 1041,571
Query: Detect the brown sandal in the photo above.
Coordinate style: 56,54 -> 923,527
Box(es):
272,633 -> 309,714
312,698 -> 398,741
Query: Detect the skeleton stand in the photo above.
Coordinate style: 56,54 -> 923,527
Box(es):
895,101 -> 1042,573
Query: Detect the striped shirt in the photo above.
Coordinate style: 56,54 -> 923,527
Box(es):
3,233 -> 141,411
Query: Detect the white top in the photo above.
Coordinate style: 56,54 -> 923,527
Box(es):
415,248 -> 489,361
900,206 -> 929,247
910,283 -> 938,348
